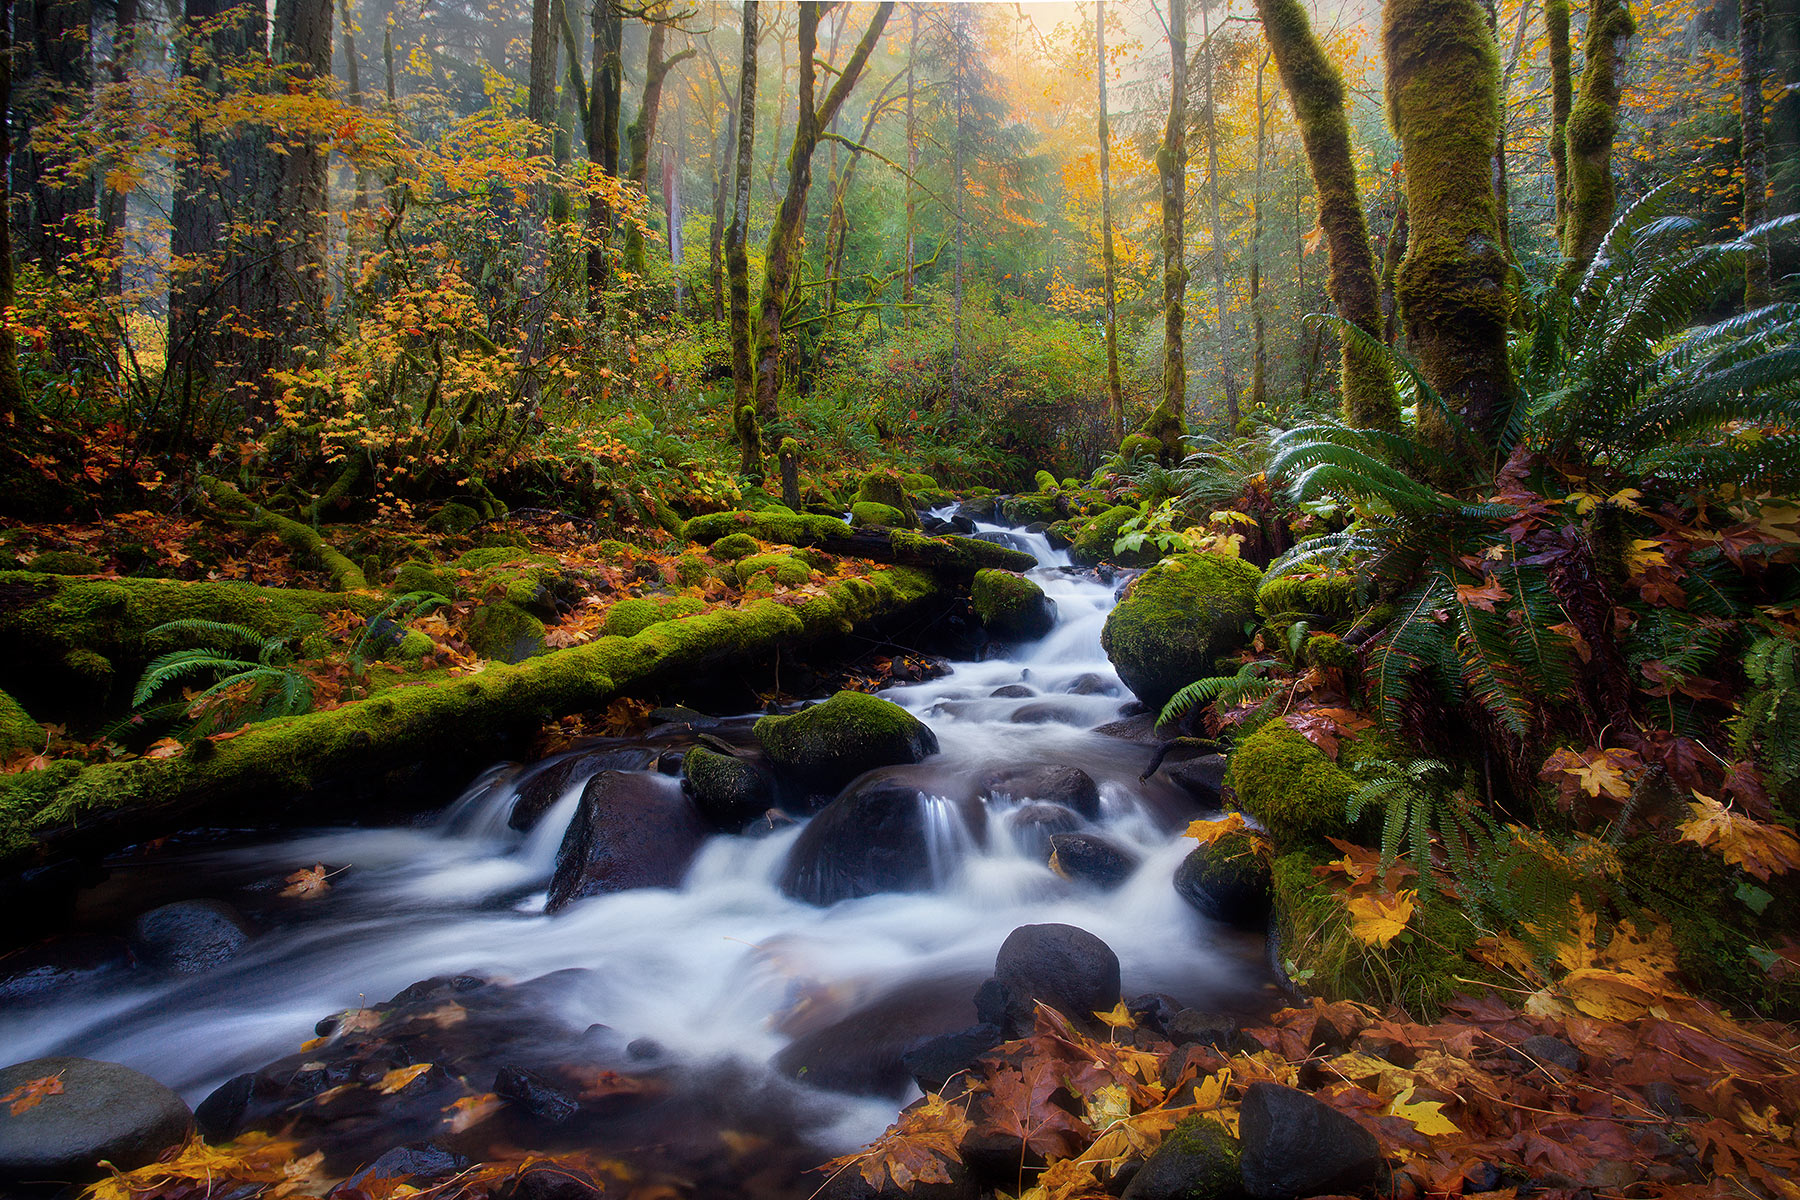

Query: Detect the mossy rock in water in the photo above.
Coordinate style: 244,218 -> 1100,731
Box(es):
971,569 -> 1055,640
682,745 -> 775,831
1100,553 -> 1262,710
602,596 -> 705,638
392,560 -> 454,597
850,501 -> 909,529
1070,505 -> 1154,568
1001,493 -> 1060,525
753,689 -> 939,798
853,472 -> 919,529
1118,433 -> 1164,464
736,552 -> 814,589
711,533 -> 760,561
683,510 -> 853,548
1226,722 -> 1354,846
462,599 -> 545,663
1256,573 -> 1357,628
0,687 -> 43,755
1174,830 -> 1272,929
29,551 -> 103,576
673,554 -> 710,586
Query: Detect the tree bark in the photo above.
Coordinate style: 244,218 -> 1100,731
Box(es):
1250,51 -> 1270,415
586,0 -> 624,311
624,21 -> 695,274
99,0 -> 138,297
750,1 -> 894,443
272,0 -> 334,336
705,45 -> 736,323
1097,1 -> 1123,441
1198,1 -> 1239,432
729,0 -> 759,474
520,0 -> 560,410
1741,0 -> 1770,306
1385,0 -> 1513,454
1143,0 -> 1188,462
950,7 -> 968,415
1254,0 -> 1397,429
903,6 -> 918,327
0,0 -> 29,420
1557,0 -> 1633,286
1546,0 -> 1571,243
9,0 -> 93,273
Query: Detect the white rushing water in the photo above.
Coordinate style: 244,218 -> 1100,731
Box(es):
0,516 -> 1267,1148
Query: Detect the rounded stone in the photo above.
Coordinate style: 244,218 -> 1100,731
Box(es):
0,1057 -> 193,1184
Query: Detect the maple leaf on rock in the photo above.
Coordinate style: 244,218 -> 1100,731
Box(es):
0,1072 -> 64,1115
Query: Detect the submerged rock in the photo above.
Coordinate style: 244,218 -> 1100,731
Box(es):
980,764 -> 1100,818
0,1056 -> 193,1184
546,772 -> 707,911
130,899 -> 254,974
1101,553 -> 1262,710
754,690 -> 939,800
1048,832 -> 1141,890
1005,803 -> 1086,858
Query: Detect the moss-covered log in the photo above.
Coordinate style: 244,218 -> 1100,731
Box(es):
1255,0 -> 1397,430
201,476 -> 369,591
681,511 -> 1036,574
0,686 -> 42,756
0,566 -> 943,871
1384,0 -> 1513,456
1557,0 -> 1633,286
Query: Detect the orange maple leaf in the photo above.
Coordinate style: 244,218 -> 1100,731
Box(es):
0,1072 -> 64,1115
1677,793 -> 1800,881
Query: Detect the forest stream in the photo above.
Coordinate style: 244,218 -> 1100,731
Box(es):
0,519 -> 1276,1197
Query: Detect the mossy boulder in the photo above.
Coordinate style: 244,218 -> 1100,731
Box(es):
1033,470 -> 1059,492
454,547 -> 545,573
462,600 -> 545,663
601,597 -> 705,638
711,533 -> 760,561
673,554 -> 710,586
1174,831 -> 1272,929
0,688 -> 42,756
393,561 -> 454,597
850,501 -> 910,529
1100,553 -> 1262,710
393,629 -> 435,663
889,530 -> 1038,574
1000,493 -> 1060,525
1122,1115 -> 1242,1200
1070,505 -> 1155,568
1305,633 -> 1356,672
682,745 -> 775,831
736,552 -> 814,589
1118,433 -> 1163,464
1256,573 -> 1357,628
754,690 -> 940,799
1226,722 -> 1354,846
29,551 -> 103,576
971,570 -> 1055,640
683,510 -> 853,548
425,501 -> 482,535
853,472 -> 919,529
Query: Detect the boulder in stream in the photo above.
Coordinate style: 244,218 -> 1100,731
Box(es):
0,1056 -> 193,1184
1174,837 -> 1272,929
130,898 -> 254,974
509,747 -> 656,832
681,744 -> 776,831
979,764 -> 1100,818
546,772 -> 707,911
1048,832 -> 1141,890
754,690 -> 939,800
992,923 -> 1121,1037
1005,803 -> 1086,857
1101,552 -> 1263,710
781,769 -> 976,905
971,569 -> 1056,641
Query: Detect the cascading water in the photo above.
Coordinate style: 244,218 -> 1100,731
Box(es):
0,515 -> 1272,1178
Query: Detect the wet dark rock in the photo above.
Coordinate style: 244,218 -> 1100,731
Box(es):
647,705 -> 716,728
1010,701 -> 1087,726
195,1072 -> 259,1140
495,1166 -> 609,1200
1644,1081 -> 1685,1119
1165,1010 -> 1241,1050
980,765 -> 1100,818
989,683 -> 1036,698
780,774 -> 950,906
776,980 -> 979,1098
901,1023 -> 1005,1094
993,923 -> 1121,1037
129,899 -> 253,974
1120,1115 -> 1244,1200
1062,673 -> 1119,696
1238,1082 -> 1384,1199
334,1144 -> 470,1197
1518,1034 -> 1580,1073
546,772 -> 707,912
1005,803 -> 1085,858
1093,713 -> 1177,744
0,1057 -> 193,1184
969,530 -> 1034,554
681,744 -> 776,831
754,690 -> 939,800
508,748 -> 656,832
1128,992 -> 1184,1038
495,1065 -> 579,1125
1174,843 -> 1273,929
1048,833 -> 1141,889
0,936 -> 129,1004
626,1038 -> 664,1061
1160,754 -> 1228,805
974,977 -> 1009,1026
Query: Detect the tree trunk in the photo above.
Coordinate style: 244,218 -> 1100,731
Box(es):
1198,1 -> 1239,432
1557,0 -> 1633,285
1380,196 -> 1406,347
99,0 -> 137,297
950,9 -> 967,416
1546,0 -> 1571,243
9,0 -> 93,273
520,0 -> 560,410
1254,0 -> 1397,429
1143,0 -> 1187,462
624,21 -> 690,274
706,46 -> 735,323
1097,1 -> 1123,441
1741,0 -> 1770,306
1385,0 -> 1513,454
750,1 -> 894,444
729,0 -> 759,474
822,73 -> 901,331
903,6 -> 918,327
1250,51 -> 1269,415
0,0 -> 29,420
586,0 -> 623,311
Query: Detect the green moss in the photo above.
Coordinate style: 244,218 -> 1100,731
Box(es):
596,539 -> 633,560
971,570 -> 1055,640
1151,1116 -> 1241,1195
463,600 -> 546,663
1557,0 -> 1633,281
425,501 -> 482,535
0,687 -> 42,755
712,533 -> 760,561
1033,470 -> 1059,492
901,472 -> 939,492
683,510 -> 854,548
1070,505 -> 1154,568
753,689 -> 939,793
1255,573 -> 1357,624
673,554 -> 710,586
29,551 -> 103,576
1305,633 -> 1357,672
888,530 -> 1038,574
853,471 -> 920,529
851,501 -> 908,528
392,630 -> 435,663
1000,493 -> 1060,525
737,552 -> 814,589
1100,553 -> 1263,709
455,547 -> 545,573
602,596 -> 707,638
1227,722 -> 1355,845
393,561 -> 454,597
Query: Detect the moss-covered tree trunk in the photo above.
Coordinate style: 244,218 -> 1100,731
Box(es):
1097,1 -> 1124,442
1144,0 -> 1188,462
729,0 -> 760,475
1546,0 -> 1572,244
624,20 -> 695,276
1250,52 -> 1270,414
585,0 -> 623,313
1741,0 -> 1771,306
1254,0 -> 1398,430
1557,0 -> 1633,286
750,2 -> 893,444
1384,0 -> 1513,454
1199,2 -> 1240,432
0,0 -> 28,422
705,48 -> 736,323
1380,194 -> 1406,347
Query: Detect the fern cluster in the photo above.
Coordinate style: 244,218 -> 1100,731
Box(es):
1735,632 -> 1800,799
131,619 -> 316,738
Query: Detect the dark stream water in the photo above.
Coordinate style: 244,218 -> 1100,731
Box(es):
0,521 -> 1275,1191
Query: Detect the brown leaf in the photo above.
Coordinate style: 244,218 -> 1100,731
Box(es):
0,1072 -> 64,1115
281,863 -> 333,898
